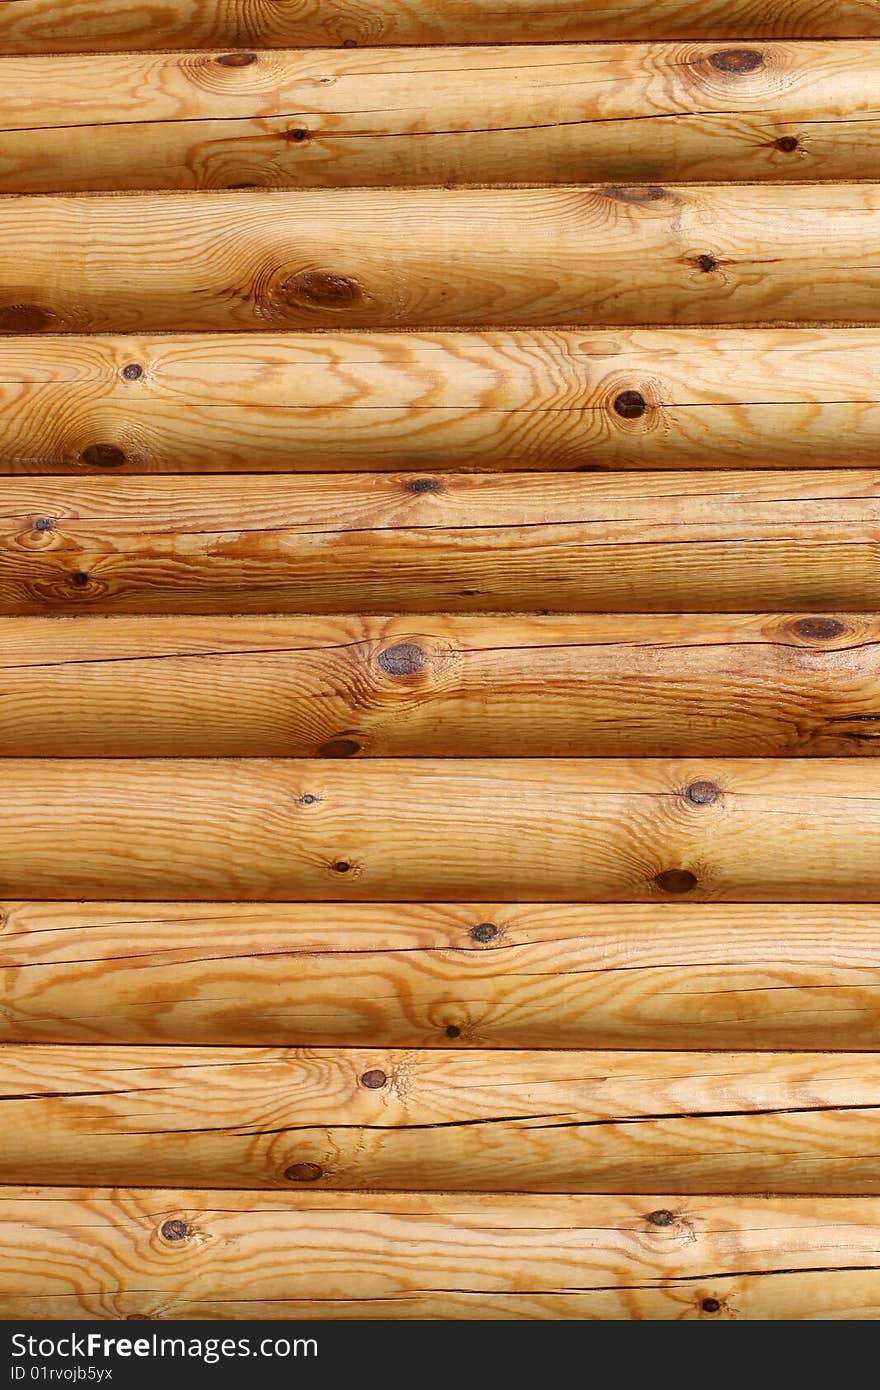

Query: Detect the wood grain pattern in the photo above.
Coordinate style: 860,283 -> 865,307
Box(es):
3,1046 -> 880,1193
3,0 -> 880,52
4,186 -> 880,332
3,471 -> 880,615
8,328 -> 880,474
2,43 -> 878,192
0,758 -> 879,901
5,901 -> 880,1049
2,613 -> 880,757
4,1189 -> 879,1320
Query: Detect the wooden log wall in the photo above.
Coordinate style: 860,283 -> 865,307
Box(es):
1,1 -> 879,1325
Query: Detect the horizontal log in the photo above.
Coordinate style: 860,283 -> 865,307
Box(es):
5,901 -> 880,1049
3,471 -> 880,614
3,1189 -> 878,1320
1,44 -> 877,192
3,1046 -> 880,1192
3,1 -> 879,52
8,329 -> 880,474
4,186 -> 880,332
1,613 -> 879,757
0,759 -> 880,901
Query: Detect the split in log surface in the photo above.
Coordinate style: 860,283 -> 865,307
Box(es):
3,0 -> 880,51
1,44 -> 879,192
5,1046 -> 880,1193
1,613 -> 880,757
7,329 -> 880,474
4,471 -> 880,614
4,1188 -> 880,1319
5,186 -> 880,331
0,759 -> 880,901
6,901 -> 880,1049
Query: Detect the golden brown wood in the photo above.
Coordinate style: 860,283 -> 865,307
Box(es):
1,44 -> 877,192
3,1 -> 879,52
1,613 -> 879,757
3,1046 -> 880,1193
0,758 -> 879,901
7,329 -> 880,474
4,901 -> 880,1049
3,1189 -> 878,1319
4,186 -> 880,332
3,471 -> 880,615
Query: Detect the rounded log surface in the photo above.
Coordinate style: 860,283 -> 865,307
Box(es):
2,1 -> 879,51
3,901 -> 880,1048
0,759 -> 877,900
0,613 -> 878,756
1,472 -> 880,614
2,1046 -> 880,1193
1,187 -> 880,330
4,329 -> 880,474
1,1189 -> 878,1319
0,44 -> 877,191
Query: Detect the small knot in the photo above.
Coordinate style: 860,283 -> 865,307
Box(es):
647,1209 -> 676,1227
697,253 -> 718,273
121,363 -> 143,380
318,737 -> 360,758
710,49 -> 763,74
445,1024 -> 462,1039
471,922 -> 499,943
701,1297 -> 722,1314
377,642 -> 425,677
360,1068 -> 387,1089
604,185 -> 666,204
683,780 -> 718,807
82,443 -> 125,468
160,1219 -> 191,1242
69,571 -> 90,588
332,860 -> 351,874
0,304 -> 52,333
613,390 -> 646,419
286,127 -> 310,143
775,135 -> 799,153
299,793 -> 319,806
217,52 -> 257,66
793,617 -> 846,641
279,270 -> 361,310
406,478 -> 444,494
284,1162 -> 323,1182
33,517 -> 54,532
654,869 -> 698,894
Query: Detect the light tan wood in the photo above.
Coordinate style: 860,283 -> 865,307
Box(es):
4,901 -> 880,1049
4,471 -> 880,614
4,1188 -> 879,1319
8,329 -> 880,474
1,44 -> 877,192
0,758 -> 879,901
1,613 -> 879,757
3,1046 -> 880,1193
4,186 -> 880,332
3,1 -> 879,52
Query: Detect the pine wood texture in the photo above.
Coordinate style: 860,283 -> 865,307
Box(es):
3,1 -> 880,52
3,1045 -> 880,1193
4,186 -> 880,333
6,329 -> 880,475
3,901 -> 880,1049
3,471 -> 880,615
0,759 -> 879,901
3,1189 -> 878,1319
0,43 -> 877,192
0,613 -> 878,757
